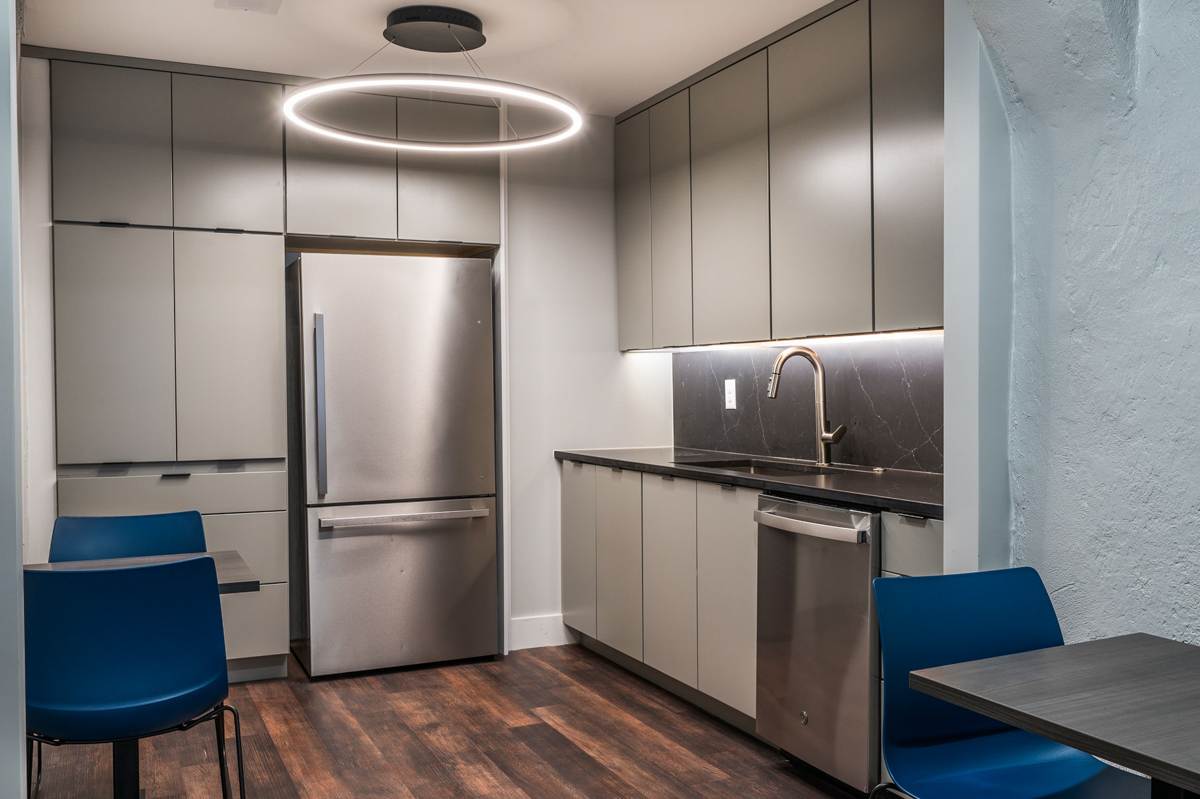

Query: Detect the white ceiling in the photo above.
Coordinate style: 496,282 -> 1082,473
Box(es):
24,0 -> 827,116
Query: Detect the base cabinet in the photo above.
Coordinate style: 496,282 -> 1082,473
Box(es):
697,483 -> 759,716
55,465 -> 289,681
595,467 -> 644,660
642,474 -> 698,687
560,461 -> 597,637
561,460 -> 761,717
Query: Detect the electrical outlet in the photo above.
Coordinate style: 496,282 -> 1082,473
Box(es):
725,379 -> 737,410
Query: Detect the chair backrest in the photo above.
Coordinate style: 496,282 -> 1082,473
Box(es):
49,511 -> 206,562
24,557 -> 228,742
873,567 -> 1065,749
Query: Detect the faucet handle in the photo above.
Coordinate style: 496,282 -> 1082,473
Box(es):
822,425 -> 847,445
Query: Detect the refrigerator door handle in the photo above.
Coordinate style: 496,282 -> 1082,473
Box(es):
314,312 -> 328,495
753,509 -> 867,544
319,508 -> 491,530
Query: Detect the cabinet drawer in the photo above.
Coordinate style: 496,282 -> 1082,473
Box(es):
203,511 -> 288,585
220,582 -> 289,660
57,468 -> 287,516
881,512 -> 943,577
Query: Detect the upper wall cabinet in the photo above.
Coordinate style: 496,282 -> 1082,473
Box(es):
51,62 -> 173,227
172,75 -> 285,233
613,0 -> 946,349
286,91 -> 398,239
769,0 -> 873,339
54,225 -> 177,464
396,98 -> 501,245
615,112 -> 653,351
649,91 -> 694,348
690,52 -> 771,346
174,231 -> 286,462
871,0 -> 945,331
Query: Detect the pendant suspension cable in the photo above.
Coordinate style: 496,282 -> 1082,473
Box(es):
447,25 -> 521,141
344,40 -> 393,76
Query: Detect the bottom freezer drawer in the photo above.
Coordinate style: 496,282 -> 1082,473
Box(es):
301,497 -> 498,676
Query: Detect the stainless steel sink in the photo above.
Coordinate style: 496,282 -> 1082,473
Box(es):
677,458 -> 885,477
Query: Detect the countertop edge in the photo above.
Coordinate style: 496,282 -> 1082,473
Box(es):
554,449 -> 943,519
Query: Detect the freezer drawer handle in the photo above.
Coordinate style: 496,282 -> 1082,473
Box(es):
314,312 -> 328,495
319,508 -> 490,529
753,509 -> 867,544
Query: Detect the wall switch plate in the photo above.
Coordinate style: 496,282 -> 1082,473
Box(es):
725,379 -> 737,410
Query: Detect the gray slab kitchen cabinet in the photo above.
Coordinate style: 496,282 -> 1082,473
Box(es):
172,75 -> 285,233
697,483 -> 759,717
397,98 -> 501,245
560,460 -> 597,637
871,0 -> 945,332
615,112 -> 653,351
50,61 -> 172,227
57,462 -> 290,681
642,474 -> 699,687
54,225 -> 177,464
595,466 -> 643,661
690,52 -> 771,346
174,231 -> 286,461
768,0 -> 873,338
285,91 -> 398,239
649,91 -> 693,348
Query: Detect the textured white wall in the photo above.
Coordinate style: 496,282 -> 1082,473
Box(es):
971,1 -> 1200,642
504,113 -> 673,649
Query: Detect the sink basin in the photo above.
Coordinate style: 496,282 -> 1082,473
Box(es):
678,458 -> 885,477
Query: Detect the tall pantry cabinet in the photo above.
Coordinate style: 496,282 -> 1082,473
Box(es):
49,61 -> 290,681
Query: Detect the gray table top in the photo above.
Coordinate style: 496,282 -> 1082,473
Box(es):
911,632 -> 1200,793
25,550 -> 260,595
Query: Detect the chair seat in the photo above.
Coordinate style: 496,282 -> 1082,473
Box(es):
26,668 -> 227,743
892,729 -> 1150,799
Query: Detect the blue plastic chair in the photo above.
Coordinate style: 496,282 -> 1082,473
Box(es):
870,568 -> 1149,799
49,510 -> 207,562
24,558 -> 244,798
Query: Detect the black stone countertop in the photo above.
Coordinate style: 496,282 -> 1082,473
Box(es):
554,446 -> 943,519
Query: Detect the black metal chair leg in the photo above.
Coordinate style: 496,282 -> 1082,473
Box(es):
26,739 -> 32,799
34,741 -> 42,799
215,706 -> 232,799
223,704 -> 247,799
869,784 -> 910,799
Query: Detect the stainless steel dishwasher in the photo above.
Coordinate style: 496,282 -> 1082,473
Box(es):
755,494 -> 880,792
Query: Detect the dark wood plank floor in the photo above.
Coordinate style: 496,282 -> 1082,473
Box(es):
31,645 -> 847,798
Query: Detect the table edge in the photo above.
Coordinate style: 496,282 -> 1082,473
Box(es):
910,667 -> 1200,793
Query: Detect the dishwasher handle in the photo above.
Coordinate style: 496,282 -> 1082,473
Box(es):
754,509 -> 867,544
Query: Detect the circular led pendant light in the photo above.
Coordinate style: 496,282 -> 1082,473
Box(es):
283,7 -> 584,154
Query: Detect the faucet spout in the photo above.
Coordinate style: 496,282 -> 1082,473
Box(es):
766,346 -> 846,466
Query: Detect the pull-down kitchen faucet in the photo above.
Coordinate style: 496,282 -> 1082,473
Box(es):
766,346 -> 846,467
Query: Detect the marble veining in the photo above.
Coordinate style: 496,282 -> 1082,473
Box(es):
673,334 -> 944,473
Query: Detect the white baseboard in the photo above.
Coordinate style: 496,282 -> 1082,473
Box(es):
509,613 -> 579,651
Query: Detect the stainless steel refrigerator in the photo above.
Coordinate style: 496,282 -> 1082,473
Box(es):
287,252 -> 498,677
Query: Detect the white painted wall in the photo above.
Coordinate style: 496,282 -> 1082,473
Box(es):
17,57 -> 53,564
942,0 -> 1013,574
971,1 -> 1200,643
0,0 -> 27,790
504,113 -> 672,650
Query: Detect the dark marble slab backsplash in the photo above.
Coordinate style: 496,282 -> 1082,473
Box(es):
673,334 -> 944,473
